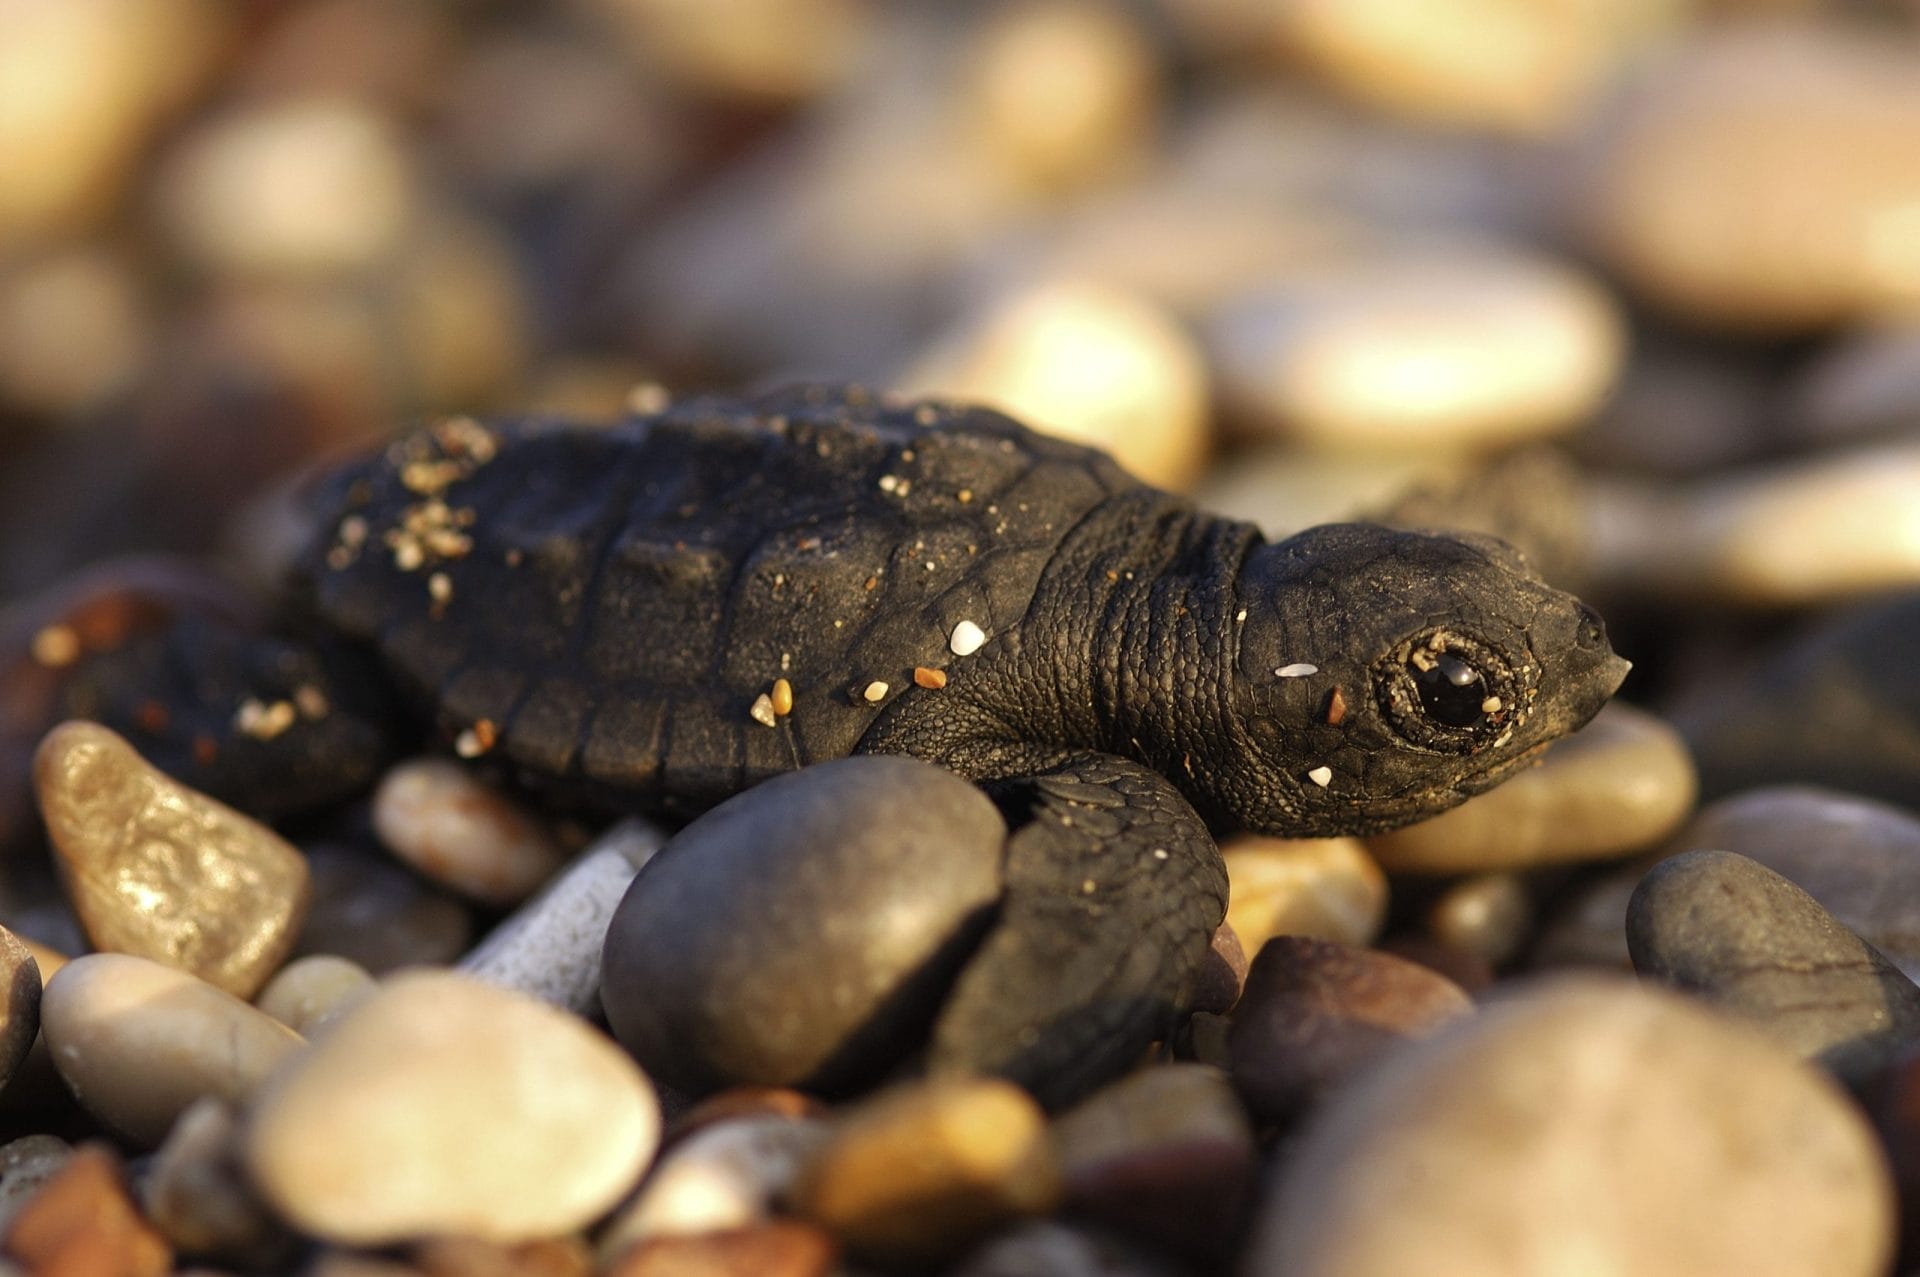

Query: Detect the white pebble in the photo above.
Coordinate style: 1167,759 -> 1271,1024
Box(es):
950,620 -> 987,656
863,681 -> 890,703
1307,766 -> 1334,788
1275,663 -> 1319,678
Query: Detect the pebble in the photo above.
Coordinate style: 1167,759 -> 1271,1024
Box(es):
1426,872 -> 1533,969
595,1114 -> 831,1261
894,278 -> 1212,491
370,758 -> 570,907
1245,976 -> 1897,1277
1670,590 -> 1920,806
606,1223 -> 838,1277
460,819 -> 663,1014
39,953 -> 304,1148
1219,835 -> 1387,952
295,841 -> 475,974
1194,447 -> 1450,541
33,720 -> 311,999
1205,243 -> 1624,454
601,755 -> 1005,1093
792,1076 -> 1060,1266
1524,859 -> 1645,972
1227,936 -> 1474,1124
1049,1063 -> 1254,1260
140,1099 -> 292,1268
152,98 -> 417,278
0,246 -> 150,417
1575,26 -> 1920,330
244,969 -> 659,1245
0,928 -> 40,1095
580,0 -> 867,104
1191,921 -> 1247,1015
0,1138 -> 71,1239
254,954 -> 374,1036
1667,786 -> 1920,981
1367,701 -> 1697,874
1,1143 -> 170,1277
1792,322 -> 1920,451
380,212 -> 531,411
410,1235 -> 594,1277
947,1220 -> 1187,1277
1628,849 -> 1920,1085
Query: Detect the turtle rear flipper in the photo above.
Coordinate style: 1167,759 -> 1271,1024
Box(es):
929,752 -> 1228,1108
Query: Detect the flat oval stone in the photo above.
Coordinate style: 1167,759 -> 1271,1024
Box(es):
1227,936 -> 1473,1123
40,953 -> 305,1147
602,755 -> 1006,1093
1220,835 -> 1386,952
254,954 -> 374,1036
34,720 -> 311,998
1627,849 -> 1920,1084
370,758 -> 570,907
0,927 -> 40,1095
1367,701 -> 1697,874
1668,786 -> 1920,981
244,969 -> 659,1245
1246,976 -> 1897,1277
792,1076 -> 1060,1266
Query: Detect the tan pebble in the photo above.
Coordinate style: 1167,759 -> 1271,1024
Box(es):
1367,701 -> 1697,874
597,1115 -> 831,1261
140,1099 -> 292,1268
0,246 -> 150,416
384,213 -> 530,410
1578,27 -> 1920,331
371,757 -> 570,906
1262,0 -> 1681,135
1051,1063 -> 1254,1258
793,1077 -> 1060,1265
1246,976 -> 1897,1277
1207,245 -> 1624,454
254,954 -> 374,1036
581,0 -> 867,103
1221,835 -> 1387,950
40,954 -> 304,1148
1195,446 -> 1455,540
153,98 -> 416,277
1427,872 -> 1533,968
770,677 -> 794,716
245,970 -> 659,1245
607,1222 -> 838,1277
2,1143 -> 171,1277
912,666 -> 948,690
896,278 -> 1212,491
0,0 -> 229,248
34,720 -> 311,998
410,1234 -> 594,1277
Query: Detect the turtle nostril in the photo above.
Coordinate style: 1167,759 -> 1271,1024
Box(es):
1575,602 -> 1607,650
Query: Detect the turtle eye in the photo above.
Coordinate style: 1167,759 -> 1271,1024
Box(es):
1413,651 -> 1487,728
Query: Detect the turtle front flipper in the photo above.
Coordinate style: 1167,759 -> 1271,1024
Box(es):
928,752 -> 1228,1108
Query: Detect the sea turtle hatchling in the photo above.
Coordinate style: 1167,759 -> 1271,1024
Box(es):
47,384 -> 1629,1103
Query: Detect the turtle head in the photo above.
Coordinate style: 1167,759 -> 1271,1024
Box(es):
1216,523 -> 1629,837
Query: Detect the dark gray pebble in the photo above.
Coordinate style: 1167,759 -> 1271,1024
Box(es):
1627,848 -> 1920,1084
0,926 -> 39,1094
601,755 -> 1006,1094
293,841 -> 475,975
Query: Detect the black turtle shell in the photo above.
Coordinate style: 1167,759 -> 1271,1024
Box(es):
293,386 -> 1143,814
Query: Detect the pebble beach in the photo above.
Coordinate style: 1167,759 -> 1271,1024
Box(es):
5,2 -> 1920,1275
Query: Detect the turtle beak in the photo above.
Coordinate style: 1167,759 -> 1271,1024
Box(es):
1558,601 -> 1631,728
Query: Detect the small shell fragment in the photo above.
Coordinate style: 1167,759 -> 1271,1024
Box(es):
1482,695 -> 1503,713
749,694 -> 777,727
863,681 -> 890,703
1276,663 -> 1319,678
913,667 -> 948,690
770,678 -> 794,716
1307,766 -> 1333,788
1325,686 -> 1348,726
949,620 -> 987,657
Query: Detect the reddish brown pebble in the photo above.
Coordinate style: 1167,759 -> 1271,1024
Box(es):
912,666 -> 948,689
664,1087 -> 828,1152
412,1234 -> 594,1277
607,1222 -> 838,1277
1324,686 -> 1347,725
1190,921 -> 1247,1015
1228,936 -> 1475,1123
3,1143 -> 171,1277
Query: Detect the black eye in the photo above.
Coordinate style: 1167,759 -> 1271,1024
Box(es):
1413,651 -> 1487,728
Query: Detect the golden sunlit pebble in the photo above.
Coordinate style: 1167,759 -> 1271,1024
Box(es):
896,278 -> 1211,491
383,213 -> 530,410
1206,244 -> 1625,454
39,954 -> 305,1148
0,245 -> 150,417
152,98 -> 416,278
792,1077 -> 1061,1265
254,955 -> 375,1037
1260,0 -> 1682,136
581,0 -> 869,103
1575,27 -> 1920,332
1428,872 -> 1534,969
33,721 -> 313,999
370,758 -> 569,907
770,677 -> 795,716
1592,443 -> 1920,606
0,0 -> 229,250
1244,976 -> 1897,1277
244,971 -> 661,1245
956,0 -> 1160,196
1367,702 -> 1697,875
1221,835 -> 1388,951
